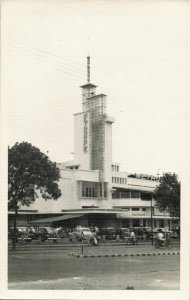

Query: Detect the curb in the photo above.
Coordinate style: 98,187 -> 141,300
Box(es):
8,242 -> 180,251
69,251 -> 180,258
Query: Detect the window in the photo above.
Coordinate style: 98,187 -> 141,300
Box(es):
142,208 -> 146,211
112,192 -> 118,199
117,177 -> 119,183
104,185 -> 107,198
141,192 -> 152,200
112,190 -> 131,199
132,208 -> 139,211
112,177 -> 114,183
81,181 -> 102,198
100,183 -> 102,197
92,188 -> 97,197
131,191 -> 140,198
120,191 -> 130,198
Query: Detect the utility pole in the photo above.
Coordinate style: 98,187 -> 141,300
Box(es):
151,196 -> 154,246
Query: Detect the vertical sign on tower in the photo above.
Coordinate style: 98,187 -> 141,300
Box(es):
83,112 -> 88,152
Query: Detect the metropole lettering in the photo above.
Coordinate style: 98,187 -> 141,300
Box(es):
83,113 -> 88,152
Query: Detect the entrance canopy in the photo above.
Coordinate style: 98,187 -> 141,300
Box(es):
31,214 -> 83,224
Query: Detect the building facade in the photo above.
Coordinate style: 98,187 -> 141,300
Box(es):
8,57 -> 173,229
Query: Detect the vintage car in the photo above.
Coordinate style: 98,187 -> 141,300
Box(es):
9,226 -> 32,243
115,228 -> 130,239
99,227 -> 117,240
68,226 -> 94,241
33,227 -> 57,242
8,227 -> 21,243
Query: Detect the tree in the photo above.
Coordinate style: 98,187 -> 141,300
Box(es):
8,142 -> 62,249
154,172 -> 180,220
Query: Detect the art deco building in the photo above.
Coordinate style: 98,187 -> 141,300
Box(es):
8,57 -> 172,229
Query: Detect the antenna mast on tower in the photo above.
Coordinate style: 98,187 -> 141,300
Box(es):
87,56 -> 90,83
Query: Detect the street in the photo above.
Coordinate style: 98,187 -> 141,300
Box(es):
8,247 -> 180,290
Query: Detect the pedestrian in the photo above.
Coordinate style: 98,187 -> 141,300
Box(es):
130,229 -> 137,245
155,229 -> 165,247
143,230 -> 147,241
55,226 -> 62,237
90,231 -> 98,246
93,233 -> 98,246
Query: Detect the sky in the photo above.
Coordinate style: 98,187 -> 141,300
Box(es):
2,0 -> 189,176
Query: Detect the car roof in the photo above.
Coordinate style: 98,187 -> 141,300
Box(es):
75,227 -> 90,230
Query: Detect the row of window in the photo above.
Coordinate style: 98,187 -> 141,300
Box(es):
81,181 -> 107,198
112,190 -> 153,200
112,190 -> 140,199
67,166 -> 79,170
131,207 -> 147,211
82,187 -> 107,198
112,165 -> 119,172
112,177 -> 127,184
82,188 -> 98,198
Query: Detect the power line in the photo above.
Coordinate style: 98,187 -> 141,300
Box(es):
8,39 -> 86,72
8,46 -> 85,78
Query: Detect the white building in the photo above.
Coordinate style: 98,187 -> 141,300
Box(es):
8,57 -> 173,229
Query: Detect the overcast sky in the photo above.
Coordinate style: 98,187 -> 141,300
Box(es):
3,0 -> 189,176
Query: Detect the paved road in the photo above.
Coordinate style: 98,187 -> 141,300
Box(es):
8,249 -> 180,290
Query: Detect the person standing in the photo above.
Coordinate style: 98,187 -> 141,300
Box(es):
155,229 -> 165,247
130,229 -> 137,245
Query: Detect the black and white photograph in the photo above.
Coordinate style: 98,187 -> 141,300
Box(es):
1,0 -> 189,299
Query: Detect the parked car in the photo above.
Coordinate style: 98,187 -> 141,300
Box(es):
115,228 -> 130,239
17,226 -> 32,242
8,227 -> 21,243
9,226 -> 32,242
99,227 -> 117,240
27,226 -> 37,240
33,227 -> 57,242
68,226 -> 94,241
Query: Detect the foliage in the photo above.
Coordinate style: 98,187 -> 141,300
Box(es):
8,142 -> 61,210
154,172 -> 180,219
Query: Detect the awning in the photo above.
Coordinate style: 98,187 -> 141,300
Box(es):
31,214 -> 84,224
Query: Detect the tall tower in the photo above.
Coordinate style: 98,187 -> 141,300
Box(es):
74,57 -> 114,198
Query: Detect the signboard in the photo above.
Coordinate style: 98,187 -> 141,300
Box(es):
83,113 -> 88,152
131,212 -> 146,217
117,211 -> 150,218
